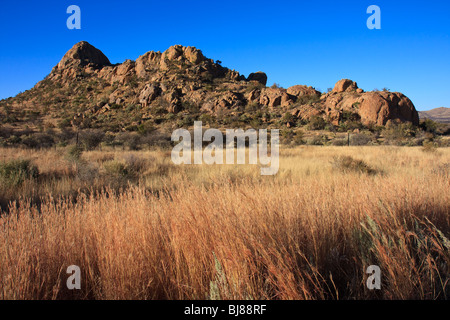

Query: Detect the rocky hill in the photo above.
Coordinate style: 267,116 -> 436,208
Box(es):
0,41 -> 419,139
419,107 -> 450,124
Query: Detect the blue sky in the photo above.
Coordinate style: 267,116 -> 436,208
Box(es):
0,0 -> 449,111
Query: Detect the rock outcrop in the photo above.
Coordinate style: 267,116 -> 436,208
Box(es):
333,79 -> 358,93
321,80 -> 419,126
287,85 -> 320,97
54,41 -> 111,72
7,42 -> 420,133
247,72 -> 268,86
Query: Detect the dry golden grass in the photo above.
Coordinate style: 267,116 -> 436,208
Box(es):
0,145 -> 449,300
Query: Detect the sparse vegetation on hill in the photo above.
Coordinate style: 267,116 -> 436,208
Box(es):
0,42 -> 433,151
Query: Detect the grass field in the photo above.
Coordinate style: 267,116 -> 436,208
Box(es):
0,145 -> 449,299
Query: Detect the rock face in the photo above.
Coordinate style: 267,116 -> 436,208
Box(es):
9,42 -> 420,133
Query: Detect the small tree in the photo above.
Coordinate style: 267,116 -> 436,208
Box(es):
79,129 -> 105,150
307,116 -> 327,130
421,119 -> 438,134
270,83 -> 281,89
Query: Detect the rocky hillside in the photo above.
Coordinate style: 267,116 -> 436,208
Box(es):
0,41 -> 419,137
419,107 -> 450,124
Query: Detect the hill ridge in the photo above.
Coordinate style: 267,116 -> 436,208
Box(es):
419,107 -> 450,124
1,41 -> 419,137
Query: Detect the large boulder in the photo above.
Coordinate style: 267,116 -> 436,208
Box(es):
287,85 -> 321,98
333,79 -> 358,93
163,88 -> 182,113
202,92 -> 244,113
135,51 -> 161,77
183,46 -> 205,64
247,72 -> 268,86
358,91 -> 419,126
139,84 -> 161,107
160,45 -> 206,70
259,88 -> 293,108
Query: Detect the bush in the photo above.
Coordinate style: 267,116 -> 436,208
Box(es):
421,119 -> 438,134
103,160 -> 129,178
350,133 -> 373,146
244,102 -> 260,113
0,159 -> 39,186
306,134 -> 327,145
21,133 -> 55,149
281,129 -> 304,146
179,115 -> 194,128
331,138 -> 348,146
58,118 -> 72,129
116,132 -> 142,150
137,121 -> 155,135
270,83 -> 281,89
422,141 -> 438,153
382,123 -> 417,145
306,116 -> 327,130
296,94 -> 321,106
76,161 -> 99,182
123,154 -> 147,176
66,145 -> 83,162
79,129 -> 105,150
140,131 -> 171,149
331,156 -> 378,175
282,112 -> 294,123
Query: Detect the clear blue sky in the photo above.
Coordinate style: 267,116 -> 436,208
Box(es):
0,0 -> 449,111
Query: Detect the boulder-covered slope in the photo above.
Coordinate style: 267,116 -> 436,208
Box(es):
0,42 -> 420,133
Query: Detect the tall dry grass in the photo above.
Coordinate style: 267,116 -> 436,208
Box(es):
0,146 -> 449,300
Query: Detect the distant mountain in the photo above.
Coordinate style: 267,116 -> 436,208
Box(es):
419,107 -> 450,124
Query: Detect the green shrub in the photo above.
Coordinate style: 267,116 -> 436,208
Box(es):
137,121 -> 155,135
103,160 -> 129,178
296,94 -> 321,106
382,123 -> 417,145
0,159 -> 39,186
66,145 -> 83,162
282,112 -> 294,123
245,102 -> 260,113
306,116 -> 327,130
421,119 -> 438,134
179,115 -> 194,128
